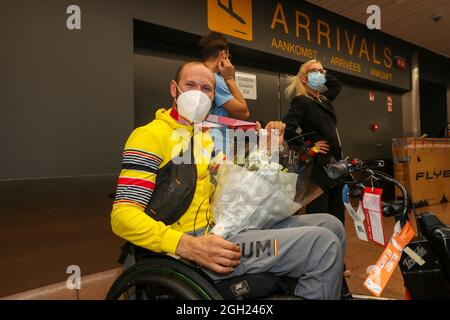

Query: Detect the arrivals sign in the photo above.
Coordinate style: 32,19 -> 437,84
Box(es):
135,0 -> 412,90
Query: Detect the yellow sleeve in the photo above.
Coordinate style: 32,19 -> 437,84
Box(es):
110,127 -> 183,254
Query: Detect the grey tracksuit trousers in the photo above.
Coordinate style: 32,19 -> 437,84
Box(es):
204,214 -> 345,300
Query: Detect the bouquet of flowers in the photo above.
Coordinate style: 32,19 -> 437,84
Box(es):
210,142 -> 315,239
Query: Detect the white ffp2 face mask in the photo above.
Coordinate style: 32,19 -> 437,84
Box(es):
176,86 -> 212,123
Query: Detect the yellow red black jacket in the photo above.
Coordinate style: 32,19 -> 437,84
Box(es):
111,108 -> 215,254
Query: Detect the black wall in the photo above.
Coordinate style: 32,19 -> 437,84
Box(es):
420,80 -> 448,137
419,49 -> 450,137
333,82 -> 403,159
0,0 -> 133,180
419,49 -> 450,86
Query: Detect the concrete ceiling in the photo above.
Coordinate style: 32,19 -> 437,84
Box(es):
306,0 -> 450,58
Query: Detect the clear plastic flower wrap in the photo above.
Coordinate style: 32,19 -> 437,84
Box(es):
210,147 -> 318,239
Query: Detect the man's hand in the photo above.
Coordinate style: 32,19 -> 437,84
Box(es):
176,234 -> 241,274
209,151 -> 226,175
218,51 -> 250,120
256,121 -> 286,148
209,163 -> 220,175
218,55 -> 235,80
265,121 -> 286,145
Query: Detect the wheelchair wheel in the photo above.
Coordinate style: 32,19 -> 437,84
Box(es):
106,257 -> 223,300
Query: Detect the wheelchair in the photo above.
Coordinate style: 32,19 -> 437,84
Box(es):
106,242 -> 302,300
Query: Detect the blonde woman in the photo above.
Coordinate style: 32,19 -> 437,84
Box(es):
282,60 -> 345,224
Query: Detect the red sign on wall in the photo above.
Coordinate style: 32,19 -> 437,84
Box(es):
387,96 -> 393,112
395,56 -> 407,70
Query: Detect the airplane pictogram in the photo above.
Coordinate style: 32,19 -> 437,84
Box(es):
208,0 -> 253,41
217,0 -> 246,24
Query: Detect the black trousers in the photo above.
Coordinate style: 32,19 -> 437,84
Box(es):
306,184 -> 345,225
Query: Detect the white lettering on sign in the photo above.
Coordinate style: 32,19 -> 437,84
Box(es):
235,72 -> 257,100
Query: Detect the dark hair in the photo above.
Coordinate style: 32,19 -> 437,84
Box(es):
174,61 -> 215,85
199,32 -> 229,60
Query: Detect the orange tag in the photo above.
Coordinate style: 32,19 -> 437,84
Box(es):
364,221 -> 414,297
392,221 -> 415,250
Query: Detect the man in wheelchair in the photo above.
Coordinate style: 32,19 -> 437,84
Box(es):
110,61 -> 346,300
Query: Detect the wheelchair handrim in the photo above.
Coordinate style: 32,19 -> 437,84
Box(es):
116,267 -> 215,300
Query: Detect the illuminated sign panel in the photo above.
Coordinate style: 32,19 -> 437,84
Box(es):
208,0 -> 253,41
137,0 -> 412,89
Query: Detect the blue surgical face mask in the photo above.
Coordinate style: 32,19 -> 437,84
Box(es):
307,72 -> 326,90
